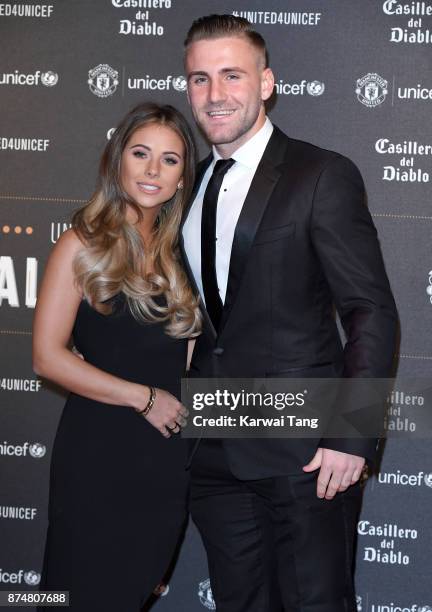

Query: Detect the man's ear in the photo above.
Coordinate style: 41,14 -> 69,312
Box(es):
261,68 -> 275,101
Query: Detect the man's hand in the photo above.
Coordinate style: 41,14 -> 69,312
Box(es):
302,447 -> 365,499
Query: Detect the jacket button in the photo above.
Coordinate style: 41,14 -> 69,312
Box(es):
213,347 -> 224,355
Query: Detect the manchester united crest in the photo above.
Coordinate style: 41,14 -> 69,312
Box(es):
198,578 -> 216,610
88,64 -> 119,98
356,73 -> 388,108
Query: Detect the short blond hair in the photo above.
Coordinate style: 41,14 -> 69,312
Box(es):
184,14 -> 269,68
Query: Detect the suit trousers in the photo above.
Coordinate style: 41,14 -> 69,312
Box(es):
190,439 -> 362,612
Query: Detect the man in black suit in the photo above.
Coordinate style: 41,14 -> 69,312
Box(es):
181,14 -> 397,612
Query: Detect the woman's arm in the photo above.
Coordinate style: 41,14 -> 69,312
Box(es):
33,229 -> 147,408
32,229 -> 186,436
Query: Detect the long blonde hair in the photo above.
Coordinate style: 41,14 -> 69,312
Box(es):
72,102 -> 201,339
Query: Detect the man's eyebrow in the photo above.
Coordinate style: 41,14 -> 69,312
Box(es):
187,71 -> 208,80
187,67 -> 247,80
220,67 -> 247,74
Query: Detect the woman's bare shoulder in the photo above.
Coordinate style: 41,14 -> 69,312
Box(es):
53,228 -> 87,256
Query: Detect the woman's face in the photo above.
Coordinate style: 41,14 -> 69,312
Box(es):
120,122 -> 185,214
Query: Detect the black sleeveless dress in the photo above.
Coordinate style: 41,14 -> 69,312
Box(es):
38,295 -> 189,611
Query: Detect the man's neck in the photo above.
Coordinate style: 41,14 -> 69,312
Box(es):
213,111 -> 267,159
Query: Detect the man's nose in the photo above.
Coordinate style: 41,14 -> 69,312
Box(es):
208,79 -> 226,104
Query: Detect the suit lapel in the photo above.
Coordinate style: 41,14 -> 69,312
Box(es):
219,127 -> 289,335
179,127 -> 290,339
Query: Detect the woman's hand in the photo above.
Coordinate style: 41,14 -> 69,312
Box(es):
137,387 -> 188,438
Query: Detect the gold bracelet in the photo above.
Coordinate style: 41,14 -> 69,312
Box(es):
140,386 -> 156,417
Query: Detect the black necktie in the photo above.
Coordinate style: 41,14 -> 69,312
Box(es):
201,158 -> 235,330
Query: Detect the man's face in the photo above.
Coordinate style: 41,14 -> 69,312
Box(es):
185,36 -> 274,153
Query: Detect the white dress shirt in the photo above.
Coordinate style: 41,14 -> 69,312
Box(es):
182,117 -> 274,304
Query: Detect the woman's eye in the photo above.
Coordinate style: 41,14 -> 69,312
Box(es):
164,157 -> 178,165
133,150 -> 146,158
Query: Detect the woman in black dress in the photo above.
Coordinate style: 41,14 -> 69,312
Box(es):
33,103 -> 201,611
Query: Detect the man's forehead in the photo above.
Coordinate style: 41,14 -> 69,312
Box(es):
185,36 -> 262,70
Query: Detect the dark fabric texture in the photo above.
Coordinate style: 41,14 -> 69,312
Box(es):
38,295 -> 189,611
191,439 -> 361,612
180,125 -> 398,478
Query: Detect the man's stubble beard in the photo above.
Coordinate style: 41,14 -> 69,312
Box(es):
194,99 -> 263,147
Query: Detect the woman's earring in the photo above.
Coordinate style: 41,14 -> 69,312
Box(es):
177,182 -> 183,190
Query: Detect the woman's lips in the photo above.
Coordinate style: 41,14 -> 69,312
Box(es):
136,182 -> 162,194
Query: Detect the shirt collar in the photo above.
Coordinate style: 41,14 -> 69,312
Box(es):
211,116 -> 274,170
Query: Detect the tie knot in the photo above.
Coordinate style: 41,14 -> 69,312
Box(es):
213,158 -> 235,177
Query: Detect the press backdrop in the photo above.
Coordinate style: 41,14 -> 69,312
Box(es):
1,1 -> 431,610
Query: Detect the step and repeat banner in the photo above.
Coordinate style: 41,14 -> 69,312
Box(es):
1,1 -> 431,610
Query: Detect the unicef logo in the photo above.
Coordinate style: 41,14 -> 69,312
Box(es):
88,64 -> 119,98
356,73 -> 388,108
356,595 -> 362,611
426,271 -> 432,304
307,80 -> 325,96
419,606 -> 432,612
172,75 -> 187,92
41,71 -> 58,87
424,473 -> 432,488
198,578 -> 216,610
29,443 -> 46,459
24,570 -> 40,586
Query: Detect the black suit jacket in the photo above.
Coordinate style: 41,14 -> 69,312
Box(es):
180,125 -> 398,479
